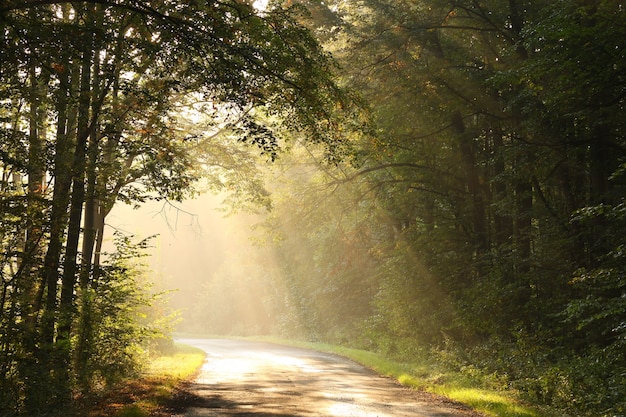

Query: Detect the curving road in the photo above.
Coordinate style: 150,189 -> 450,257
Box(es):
170,338 -> 484,417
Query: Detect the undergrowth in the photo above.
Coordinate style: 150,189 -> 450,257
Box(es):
83,343 -> 205,417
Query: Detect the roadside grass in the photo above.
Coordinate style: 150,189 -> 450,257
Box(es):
85,343 -> 205,417
146,344 -> 205,380
243,336 -> 545,417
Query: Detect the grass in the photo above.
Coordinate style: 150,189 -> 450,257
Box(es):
85,343 -> 206,417
433,388 -> 538,417
145,344 -> 206,380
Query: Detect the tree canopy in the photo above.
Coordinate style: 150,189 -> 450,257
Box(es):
0,1 -> 356,414
190,1 -> 624,415
1,1 -> 625,416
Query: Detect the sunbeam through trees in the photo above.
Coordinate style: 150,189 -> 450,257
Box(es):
1,1 -> 625,416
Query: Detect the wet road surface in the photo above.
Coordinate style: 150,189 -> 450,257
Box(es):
171,338 -> 484,417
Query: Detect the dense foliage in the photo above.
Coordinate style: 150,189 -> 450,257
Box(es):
0,1 -> 349,415
216,1 -> 623,416
2,0 -> 624,416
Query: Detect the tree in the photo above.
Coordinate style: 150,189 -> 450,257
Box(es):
252,1 -> 625,414
0,1 -> 355,414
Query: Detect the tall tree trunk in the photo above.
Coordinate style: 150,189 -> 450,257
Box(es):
64,6 -> 96,390
511,147 -> 533,311
21,37 -> 50,417
491,131 -> 513,247
45,6 -> 78,401
79,17 -> 102,291
514,176 -> 533,272
76,20 -> 103,390
452,110 -> 488,253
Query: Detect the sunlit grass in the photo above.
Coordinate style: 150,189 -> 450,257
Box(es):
433,387 -> 538,417
90,343 -> 205,417
145,343 -> 206,379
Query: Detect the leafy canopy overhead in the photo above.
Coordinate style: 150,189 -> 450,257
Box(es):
0,1 -> 363,415
0,0 -> 356,163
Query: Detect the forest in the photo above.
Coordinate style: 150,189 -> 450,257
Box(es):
1,1 -> 625,416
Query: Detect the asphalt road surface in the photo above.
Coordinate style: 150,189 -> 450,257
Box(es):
170,338 -> 484,417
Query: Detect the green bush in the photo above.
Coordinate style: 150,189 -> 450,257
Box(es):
81,234 -> 173,390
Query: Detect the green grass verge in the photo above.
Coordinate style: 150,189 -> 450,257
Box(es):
145,343 -> 206,380
114,343 -> 205,417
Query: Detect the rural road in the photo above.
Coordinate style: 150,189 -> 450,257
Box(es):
169,338 -> 484,417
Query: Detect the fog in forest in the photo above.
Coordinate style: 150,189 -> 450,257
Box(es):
106,194 -> 280,335
2,2 -> 624,416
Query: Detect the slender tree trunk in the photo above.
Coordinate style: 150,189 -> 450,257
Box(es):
491,131 -> 513,247
76,21 -> 103,390
510,145 -> 533,310
452,110 -> 488,252
79,20 -> 102,291
514,177 -> 533,271
44,7 -> 78,401
21,38 -> 50,417
64,6 -> 96,390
